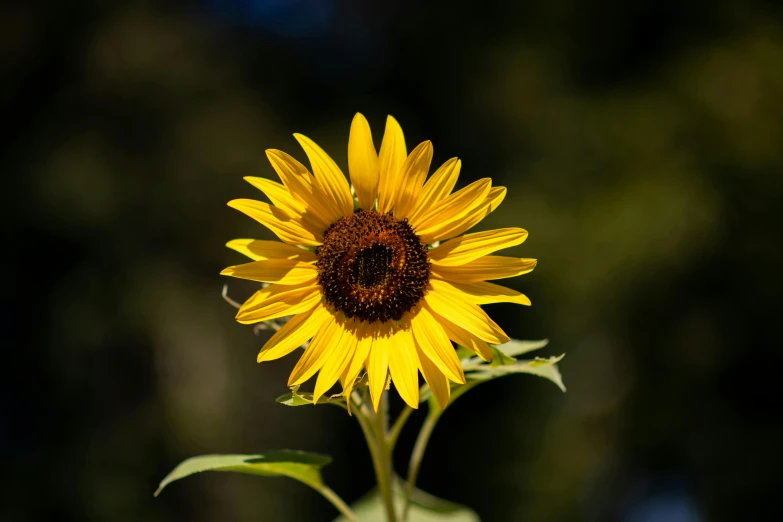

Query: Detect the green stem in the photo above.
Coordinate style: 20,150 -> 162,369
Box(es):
351,391 -> 378,454
316,485 -> 359,522
372,392 -> 398,522
403,407 -> 442,521
352,389 -> 398,521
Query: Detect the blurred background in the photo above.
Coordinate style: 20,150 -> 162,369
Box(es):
3,0 -> 782,521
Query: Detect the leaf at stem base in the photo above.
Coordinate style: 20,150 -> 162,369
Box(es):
154,451 -> 332,496
333,486 -> 480,522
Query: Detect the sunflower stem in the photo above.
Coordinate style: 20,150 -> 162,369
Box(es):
402,406 -> 442,521
369,391 -> 398,522
352,392 -> 379,457
352,390 -> 397,521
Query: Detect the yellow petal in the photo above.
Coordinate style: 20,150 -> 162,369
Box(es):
244,177 -> 306,215
409,306 -> 465,384
348,113 -> 379,211
313,320 -> 358,403
437,315 -> 493,361
294,133 -> 354,219
368,321 -> 392,411
429,227 -> 528,266
414,339 -> 450,409
408,158 -> 461,223
235,284 -> 322,324
225,239 -> 317,262
220,259 -> 317,285
432,256 -> 537,282
257,303 -> 330,362
388,321 -> 420,408
266,149 -> 335,229
228,199 -> 323,246
341,321 -> 376,410
413,178 -> 491,233
393,141 -> 433,219
377,116 -> 407,214
421,186 -> 507,244
265,149 -> 314,202
288,311 -> 342,386
424,280 -> 510,344
435,279 -> 531,306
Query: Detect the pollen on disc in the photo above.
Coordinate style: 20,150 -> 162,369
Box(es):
316,210 -> 431,323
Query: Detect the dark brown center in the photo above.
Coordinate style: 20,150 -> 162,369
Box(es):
316,210 -> 431,323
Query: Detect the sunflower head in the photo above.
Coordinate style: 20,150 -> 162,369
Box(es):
222,114 -> 536,411
317,209 -> 431,323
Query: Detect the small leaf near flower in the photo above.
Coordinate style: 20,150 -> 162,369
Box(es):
495,338 -> 550,358
419,340 -> 563,404
455,346 -> 474,361
490,346 -> 516,367
276,385 -> 347,408
467,354 -> 566,392
459,339 -> 549,367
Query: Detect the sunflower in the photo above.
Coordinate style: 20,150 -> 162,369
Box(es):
221,114 -> 536,411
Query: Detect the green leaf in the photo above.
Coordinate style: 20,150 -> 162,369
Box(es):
495,338 -> 549,357
276,385 -> 346,408
458,340 -> 548,367
490,346 -> 516,367
276,387 -> 313,406
455,346 -> 474,361
154,451 -> 332,496
467,354 -> 567,392
334,487 -> 480,522
423,341 -> 563,405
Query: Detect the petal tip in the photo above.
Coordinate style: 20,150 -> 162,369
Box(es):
400,393 -> 419,409
292,132 -> 309,145
227,199 -> 247,210
265,149 -> 283,162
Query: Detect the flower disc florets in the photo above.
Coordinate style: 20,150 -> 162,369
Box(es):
316,209 -> 431,323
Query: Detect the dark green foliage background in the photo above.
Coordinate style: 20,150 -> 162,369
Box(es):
3,0 -> 781,520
